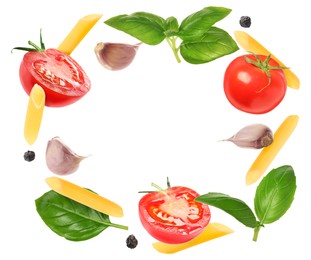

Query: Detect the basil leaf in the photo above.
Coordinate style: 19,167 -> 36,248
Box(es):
164,16 -> 179,37
254,165 -> 296,224
35,190 -> 127,241
180,27 -> 239,64
196,192 -> 257,228
179,6 -> 232,41
104,12 -> 166,45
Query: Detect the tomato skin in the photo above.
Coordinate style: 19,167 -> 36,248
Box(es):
138,186 -> 211,244
19,48 -> 91,107
224,54 -> 287,114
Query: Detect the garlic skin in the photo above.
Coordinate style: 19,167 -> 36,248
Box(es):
46,137 -> 87,175
222,124 -> 274,149
94,42 -> 141,70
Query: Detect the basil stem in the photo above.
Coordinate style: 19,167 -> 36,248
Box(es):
165,36 -> 180,63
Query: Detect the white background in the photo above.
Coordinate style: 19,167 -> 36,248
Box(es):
1,0 -> 310,259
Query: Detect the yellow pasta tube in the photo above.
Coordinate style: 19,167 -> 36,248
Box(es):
58,14 -> 102,55
24,84 -> 45,145
46,176 -> 124,217
234,31 -> 300,90
246,115 -> 299,185
152,223 -> 233,254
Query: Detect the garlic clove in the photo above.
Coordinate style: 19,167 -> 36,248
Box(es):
222,124 -> 274,149
46,137 -> 88,175
94,42 -> 141,70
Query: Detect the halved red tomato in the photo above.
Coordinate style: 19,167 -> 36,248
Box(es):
139,186 -> 211,244
19,48 -> 91,107
14,31 -> 91,107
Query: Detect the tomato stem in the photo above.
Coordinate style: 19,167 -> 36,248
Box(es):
11,28 -> 46,53
167,177 -> 171,188
27,41 -> 44,52
39,28 -> 45,50
151,182 -> 171,199
138,178 -> 171,194
151,183 -> 165,192
244,53 -> 288,93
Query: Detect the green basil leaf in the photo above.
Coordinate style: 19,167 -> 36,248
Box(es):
35,190 -> 127,241
254,165 -> 296,224
179,6 -> 232,41
180,27 -> 238,64
104,12 -> 167,45
195,192 -> 257,228
164,16 -> 179,37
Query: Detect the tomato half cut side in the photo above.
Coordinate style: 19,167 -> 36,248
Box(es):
139,186 -> 211,244
20,48 -> 91,107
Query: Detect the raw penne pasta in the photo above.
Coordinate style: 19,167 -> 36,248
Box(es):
45,176 -> 124,217
246,115 -> 299,185
234,31 -> 300,90
58,14 -> 102,55
152,223 -> 233,254
24,84 -> 45,145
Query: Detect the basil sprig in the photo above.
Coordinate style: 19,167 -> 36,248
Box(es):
104,6 -> 238,64
35,190 -> 128,241
196,165 -> 296,241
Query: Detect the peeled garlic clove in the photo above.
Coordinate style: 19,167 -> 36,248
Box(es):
46,137 -> 87,175
222,124 -> 274,149
94,42 -> 141,70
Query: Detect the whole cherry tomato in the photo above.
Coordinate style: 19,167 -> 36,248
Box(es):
139,184 -> 211,244
14,31 -> 91,107
223,54 -> 287,114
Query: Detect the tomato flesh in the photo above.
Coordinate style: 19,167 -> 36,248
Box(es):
224,54 -> 287,114
19,48 -> 91,107
139,186 -> 211,244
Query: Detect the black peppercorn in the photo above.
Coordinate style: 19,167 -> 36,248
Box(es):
24,150 -> 35,162
126,234 -> 138,249
239,16 -> 251,28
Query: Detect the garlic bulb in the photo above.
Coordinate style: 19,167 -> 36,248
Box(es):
94,42 -> 141,70
46,137 -> 87,175
222,124 -> 274,149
